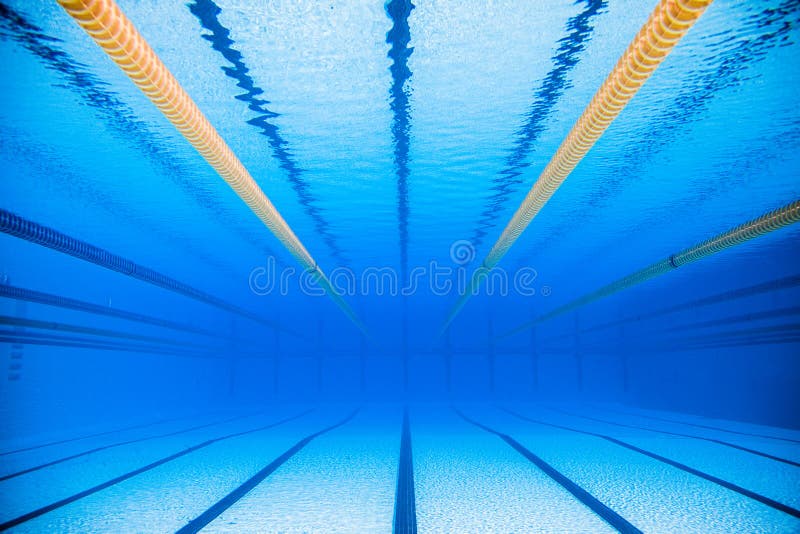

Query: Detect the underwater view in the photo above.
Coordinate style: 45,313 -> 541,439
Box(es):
1,0 -> 799,532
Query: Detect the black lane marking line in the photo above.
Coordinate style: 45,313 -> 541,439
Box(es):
0,411 -> 263,481
393,407 -> 417,534
0,414 -> 193,457
175,408 -> 360,534
596,405 -> 800,445
454,407 -> 642,534
187,0 -> 347,264
501,407 -> 800,520
467,0 -> 607,249
0,410 -> 313,532
385,0 -> 414,286
546,407 -> 800,468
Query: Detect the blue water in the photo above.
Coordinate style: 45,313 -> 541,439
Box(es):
1,0 -> 799,532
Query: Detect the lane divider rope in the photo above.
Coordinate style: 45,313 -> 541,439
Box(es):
0,209 -> 301,338
501,199 -> 800,338
0,314 -> 214,350
441,0 -> 714,333
55,0 -> 365,334
0,330 -> 220,359
0,283 -> 233,341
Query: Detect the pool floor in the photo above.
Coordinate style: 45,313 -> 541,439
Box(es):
1,403 -> 798,533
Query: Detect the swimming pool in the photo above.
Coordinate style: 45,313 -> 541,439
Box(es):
1,0 -> 799,532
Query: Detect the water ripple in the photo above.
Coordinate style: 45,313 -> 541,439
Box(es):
188,0 -> 348,265
467,0 -> 607,251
